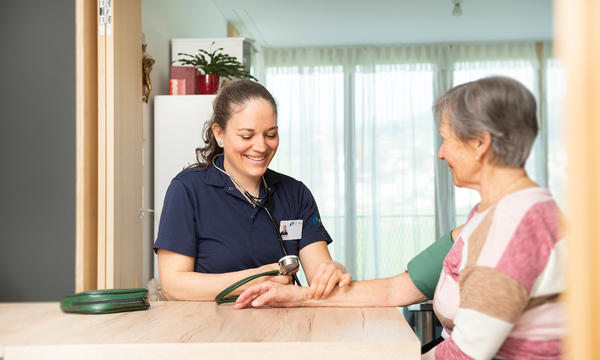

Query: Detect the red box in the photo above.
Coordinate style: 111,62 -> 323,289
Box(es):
169,66 -> 196,94
169,79 -> 186,95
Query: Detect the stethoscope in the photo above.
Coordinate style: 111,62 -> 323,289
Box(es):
211,154 -> 301,304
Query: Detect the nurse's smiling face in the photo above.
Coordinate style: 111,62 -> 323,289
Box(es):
213,98 -> 279,188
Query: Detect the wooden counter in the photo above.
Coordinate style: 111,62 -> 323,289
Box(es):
0,301 -> 420,359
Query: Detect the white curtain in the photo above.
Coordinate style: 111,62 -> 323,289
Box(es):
265,46 -> 438,280
258,41 -> 564,281
543,43 -> 567,209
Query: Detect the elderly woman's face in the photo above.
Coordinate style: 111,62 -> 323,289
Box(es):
437,112 -> 481,189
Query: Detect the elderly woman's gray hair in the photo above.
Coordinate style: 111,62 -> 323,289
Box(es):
434,76 -> 538,168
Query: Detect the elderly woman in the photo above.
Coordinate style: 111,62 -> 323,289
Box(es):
424,76 -> 564,359
234,76 -> 565,360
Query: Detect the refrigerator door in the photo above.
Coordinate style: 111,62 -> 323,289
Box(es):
153,95 -> 216,276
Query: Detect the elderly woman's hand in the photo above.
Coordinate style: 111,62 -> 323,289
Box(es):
307,261 -> 351,299
234,281 -> 305,309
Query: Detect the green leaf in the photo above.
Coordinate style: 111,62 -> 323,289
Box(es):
171,44 -> 255,79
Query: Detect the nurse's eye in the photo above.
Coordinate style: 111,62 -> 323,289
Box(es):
240,135 -> 252,140
266,133 -> 278,138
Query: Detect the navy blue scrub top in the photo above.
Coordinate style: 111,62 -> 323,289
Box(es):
154,157 -> 332,274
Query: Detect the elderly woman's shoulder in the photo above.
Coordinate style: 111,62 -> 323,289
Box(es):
498,187 -> 556,207
496,187 -> 562,225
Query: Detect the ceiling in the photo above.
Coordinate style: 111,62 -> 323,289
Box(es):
210,0 -> 553,48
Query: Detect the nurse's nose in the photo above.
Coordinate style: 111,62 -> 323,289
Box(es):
253,135 -> 267,152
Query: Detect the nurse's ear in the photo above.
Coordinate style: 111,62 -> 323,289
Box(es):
212,123 -> 225,148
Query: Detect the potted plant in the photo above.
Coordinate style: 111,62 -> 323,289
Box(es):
175,42 -> 257,94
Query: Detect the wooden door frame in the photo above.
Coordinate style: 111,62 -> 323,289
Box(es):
555,0 -> 600,358
76,0 -> 143,292
75,0 -> 98,292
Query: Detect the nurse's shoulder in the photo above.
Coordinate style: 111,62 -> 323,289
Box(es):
264,168 -> 314,203
170,165 -> 224,189
162,166 -> 225,203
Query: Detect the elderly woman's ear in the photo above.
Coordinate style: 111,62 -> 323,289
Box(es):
473,131 -> 492,162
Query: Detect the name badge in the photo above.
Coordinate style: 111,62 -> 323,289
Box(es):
279,220 -> 302,240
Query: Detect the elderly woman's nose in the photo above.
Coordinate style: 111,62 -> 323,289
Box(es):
437,145 -> 445,159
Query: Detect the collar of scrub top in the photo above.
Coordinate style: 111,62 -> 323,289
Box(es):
204,155 -> 282,204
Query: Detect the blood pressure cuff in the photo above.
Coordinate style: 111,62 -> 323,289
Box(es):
60,288 -> 150,314
407,231 -> 454,300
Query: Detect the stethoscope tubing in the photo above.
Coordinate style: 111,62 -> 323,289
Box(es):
214,269 -> 279,304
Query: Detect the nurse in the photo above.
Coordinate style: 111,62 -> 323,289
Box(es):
155,79 -> 351,301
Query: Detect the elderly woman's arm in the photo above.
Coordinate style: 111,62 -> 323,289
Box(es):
235,228 -> 462,308
407,228 -> 460,299
298,241 -> 352,300
234,271 -> 427,308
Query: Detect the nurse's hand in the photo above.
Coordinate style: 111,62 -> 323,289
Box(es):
307,261 -> 351,299
258,263 -> 292,285
234,281 -> 304,309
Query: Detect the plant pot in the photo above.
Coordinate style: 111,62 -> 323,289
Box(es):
196,74 -> 221,94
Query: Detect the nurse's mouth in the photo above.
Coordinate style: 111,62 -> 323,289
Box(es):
244,154 -> 267,163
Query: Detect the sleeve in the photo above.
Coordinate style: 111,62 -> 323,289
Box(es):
297,184 -> 333,250
407,231 -> 453,299
154,179 -> 198,258
431,202 -> 560,360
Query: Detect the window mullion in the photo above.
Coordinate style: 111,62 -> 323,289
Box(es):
343,64 -> 357,278
433,47 -> 456,239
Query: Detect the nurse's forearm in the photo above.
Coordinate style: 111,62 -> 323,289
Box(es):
161,265 -> 280,301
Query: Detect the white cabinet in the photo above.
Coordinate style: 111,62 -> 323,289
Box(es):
153,95 -> 216,275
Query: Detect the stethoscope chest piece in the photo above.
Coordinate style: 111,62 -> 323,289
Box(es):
278,255 -> 300,275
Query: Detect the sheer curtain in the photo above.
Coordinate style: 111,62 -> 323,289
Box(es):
544,43 -> 567,209
353,61 -> 435,278
265,46 -> 437,280
266,63 -> 346,284
257,41 -> 565,281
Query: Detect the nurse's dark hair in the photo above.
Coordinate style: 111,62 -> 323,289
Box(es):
433,76 -> 538,168
192,79 -> 278,168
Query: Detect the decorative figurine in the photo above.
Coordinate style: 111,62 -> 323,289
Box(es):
142,43 -> 155,103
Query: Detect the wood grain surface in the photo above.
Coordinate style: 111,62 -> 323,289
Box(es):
0,301 -> 419,359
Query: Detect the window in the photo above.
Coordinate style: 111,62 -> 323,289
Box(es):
546,59 -> 567,209
260,42 -> 564,280
353,64 -> 435,278
266,60 -> 436,280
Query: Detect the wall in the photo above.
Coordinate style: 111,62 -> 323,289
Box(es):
141,0 -> 228,283
142,0 -> 228,101
0,0 -> 76,301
